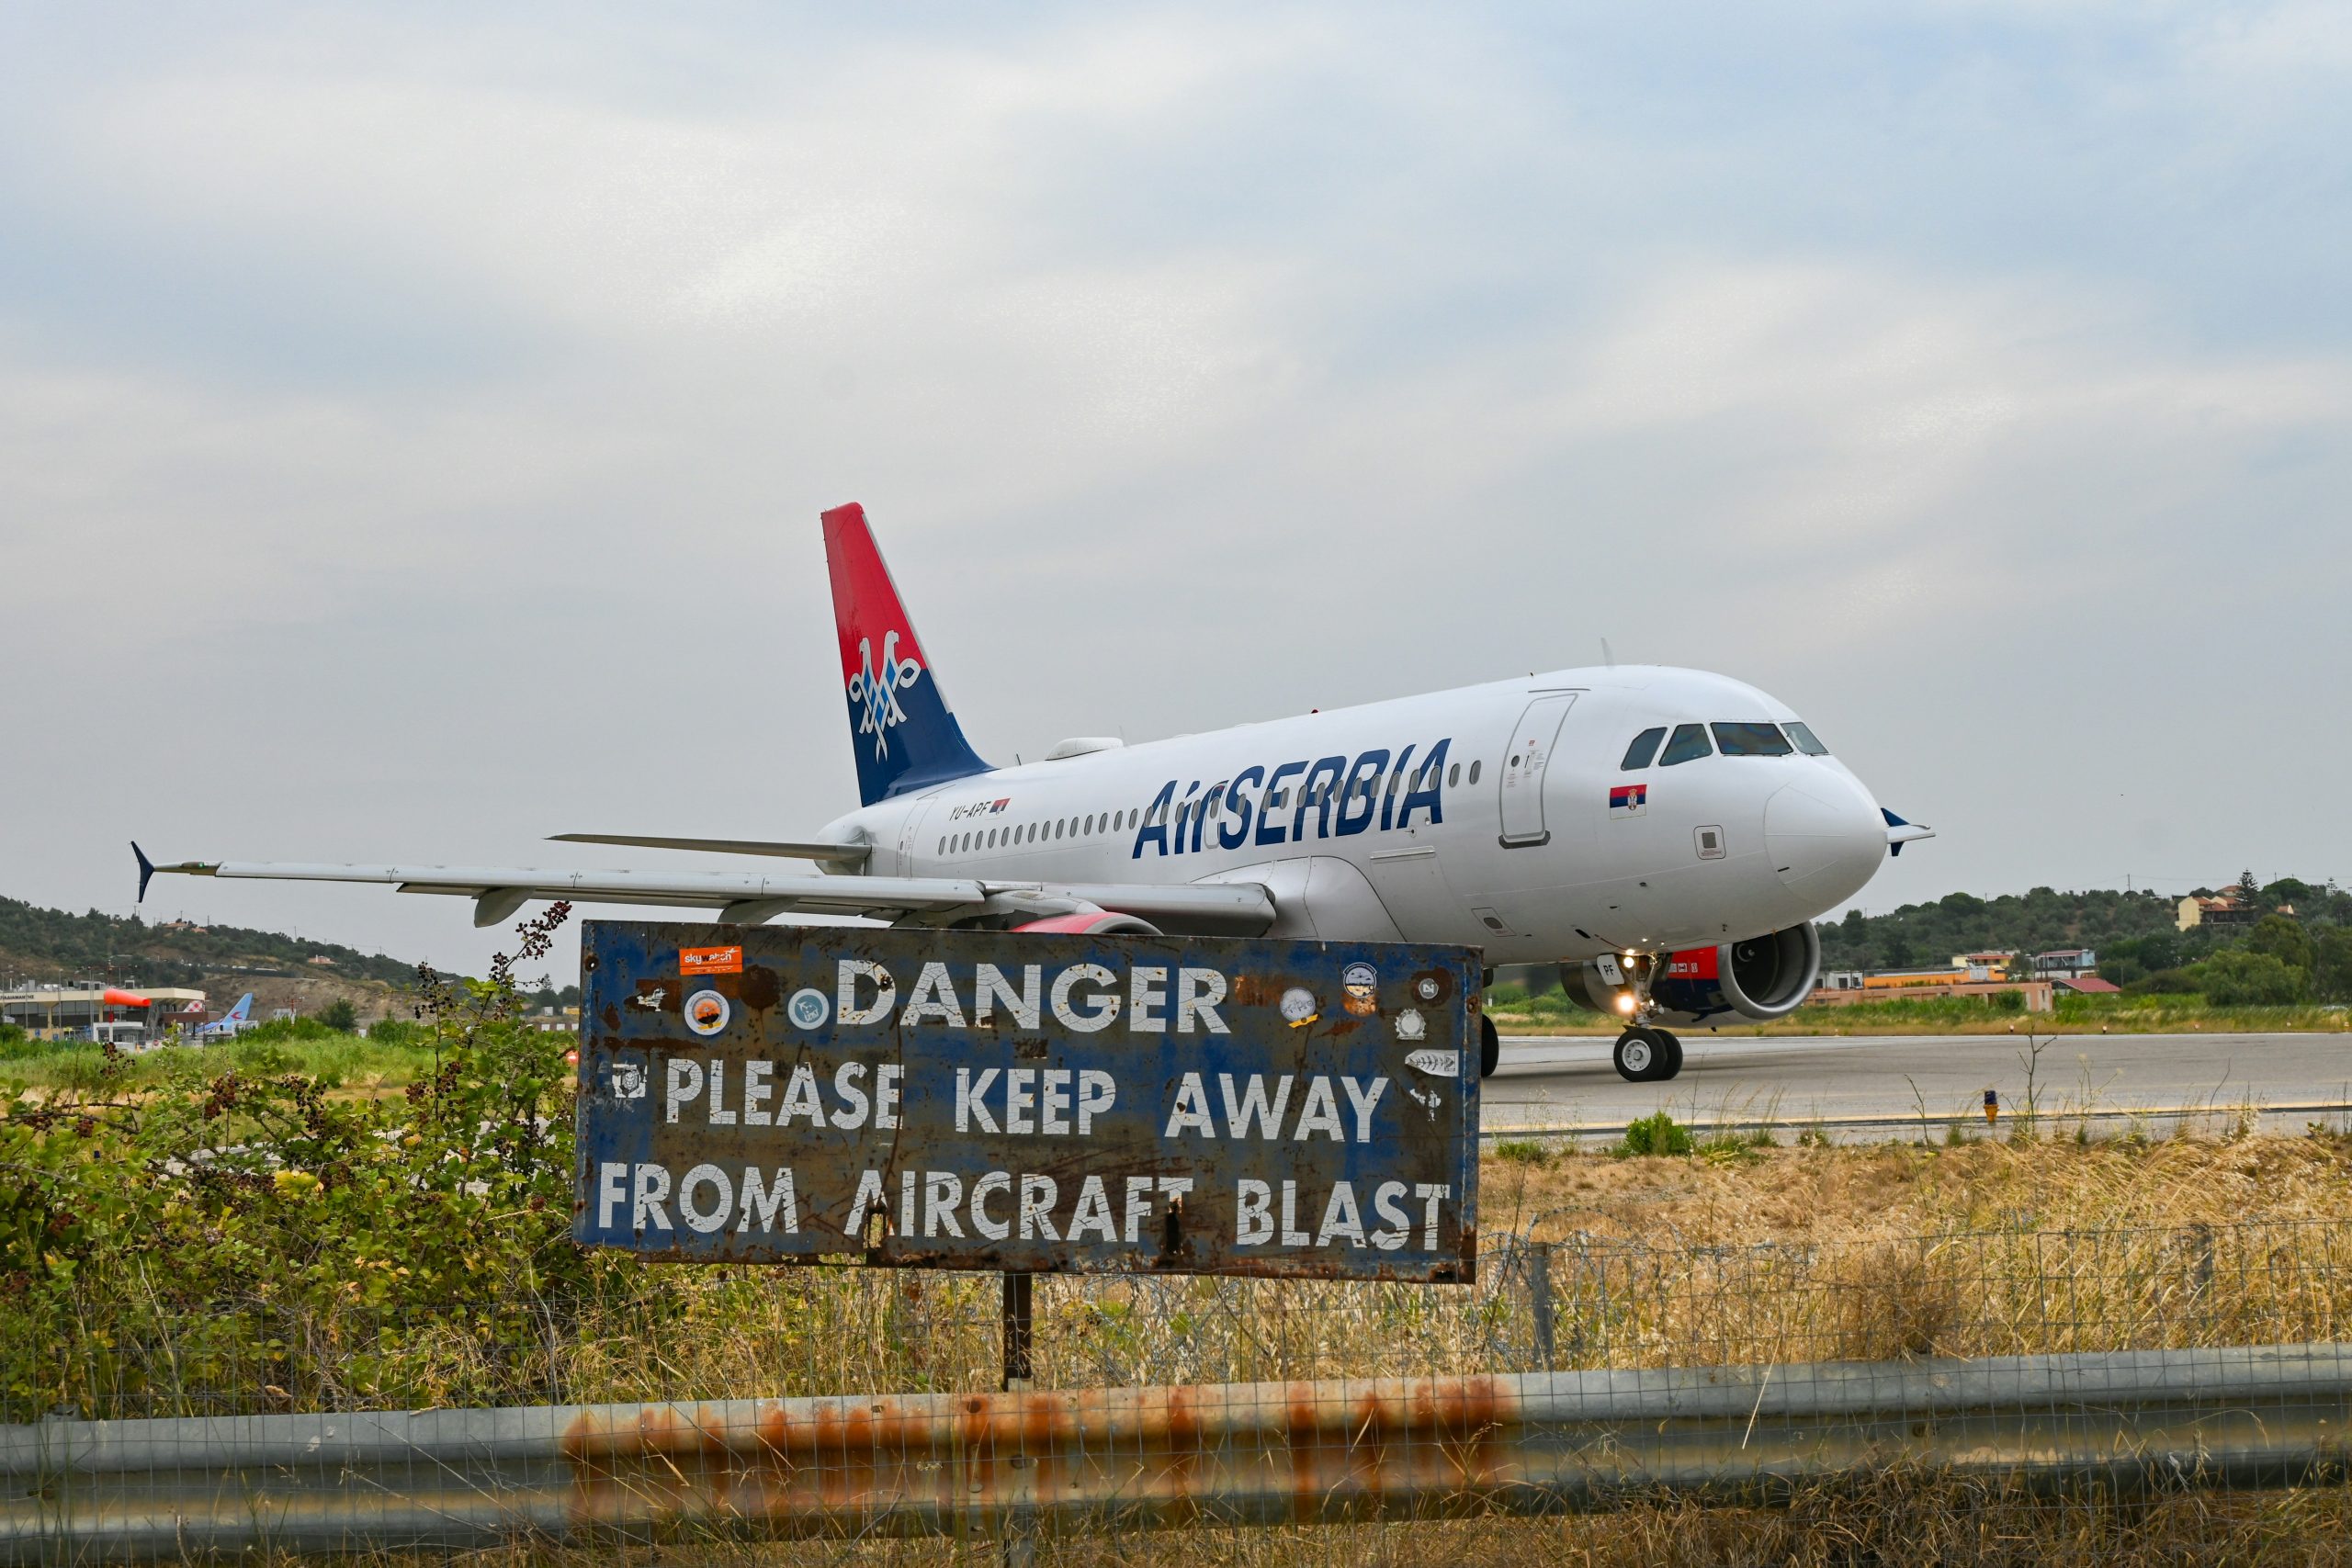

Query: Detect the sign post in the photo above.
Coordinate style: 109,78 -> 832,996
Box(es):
574,922 -> 1481,1281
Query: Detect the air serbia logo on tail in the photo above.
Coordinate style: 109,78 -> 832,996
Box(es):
821,503 -> 993,806
848,629 -> 922,759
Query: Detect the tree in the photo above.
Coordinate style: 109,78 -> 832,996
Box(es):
2200,950 -> 2311,1007
2245,914 -> 2314,975
2315,930 -> 2352,1005
2265,878 -> 2315,910
2233,870 -> 2262,907
318,998 -> 359,1033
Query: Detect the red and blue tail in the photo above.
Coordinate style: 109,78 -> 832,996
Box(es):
822,503 -> 993,807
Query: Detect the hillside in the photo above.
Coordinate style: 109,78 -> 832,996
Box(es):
0,895 -> 420,989
1816,874 -> 2352,987
0,895 -> 442,1023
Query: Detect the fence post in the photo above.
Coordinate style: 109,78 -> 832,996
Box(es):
1528,1243 -> 1557,1370
1001,1271 -> 1036,1568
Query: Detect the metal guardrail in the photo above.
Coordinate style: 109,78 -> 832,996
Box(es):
6,1343 -> 2348,1558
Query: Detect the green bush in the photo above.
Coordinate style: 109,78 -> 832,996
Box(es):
0,906 -> 630,1416
367,1016 -> 425,1045
318,999 -> 359,1033
1615,1110 -> 1693,1157
0,1023 -> 42,1061
2202,950 -> 2312,1007
1492,1138 -> 1551,1166
1987,988 -> 2025,1013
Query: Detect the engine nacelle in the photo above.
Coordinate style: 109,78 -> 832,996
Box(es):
1561,924 -> 1821,1027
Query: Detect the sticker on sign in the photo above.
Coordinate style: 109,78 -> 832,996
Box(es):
574,922 -> 1481,1282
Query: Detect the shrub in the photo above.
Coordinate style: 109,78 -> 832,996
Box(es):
1615,1111 -> 1692,1157
318,998 -> 359,1033
2202,950 -> 2312,1007
1987,988 -> 2025,1013
1492,1138 -> 1551,1166
0,903 -> 628,1415
367,1016 -> 425,1045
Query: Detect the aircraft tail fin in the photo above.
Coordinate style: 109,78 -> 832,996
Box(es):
821,502 -> 992,807
225,993 -> 253,1024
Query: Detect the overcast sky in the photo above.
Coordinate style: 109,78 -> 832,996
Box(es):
3,2 -> 2346,984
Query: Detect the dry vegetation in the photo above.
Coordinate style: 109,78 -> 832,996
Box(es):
1480,1122 -> 2352,1247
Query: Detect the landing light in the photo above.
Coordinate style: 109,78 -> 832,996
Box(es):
1615,994 -> 1635,1014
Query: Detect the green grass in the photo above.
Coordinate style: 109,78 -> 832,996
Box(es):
1489,986 -> 2352,1036
0,1032 -> 501,1096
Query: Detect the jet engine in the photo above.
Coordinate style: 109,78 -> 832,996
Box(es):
1561,924 -> 1821,1027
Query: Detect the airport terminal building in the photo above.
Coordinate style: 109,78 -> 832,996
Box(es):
1,986 -> 209,1043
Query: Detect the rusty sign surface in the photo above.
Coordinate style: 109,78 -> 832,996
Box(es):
572,921 -> 1480,1281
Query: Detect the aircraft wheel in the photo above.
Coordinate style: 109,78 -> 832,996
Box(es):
1478,1014 -> 1499,1079
1612,1027 -> 1670,1083
1653,1028 -> 1685,1081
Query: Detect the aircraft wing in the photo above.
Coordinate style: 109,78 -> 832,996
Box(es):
134,847 -> 1274,932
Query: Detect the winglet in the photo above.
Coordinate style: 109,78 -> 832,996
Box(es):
133,841 -> 156,903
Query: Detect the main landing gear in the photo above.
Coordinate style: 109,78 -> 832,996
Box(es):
1612,1025 -> 1683,1083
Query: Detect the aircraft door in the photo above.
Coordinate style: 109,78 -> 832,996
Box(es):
1498,694 -> 1578,847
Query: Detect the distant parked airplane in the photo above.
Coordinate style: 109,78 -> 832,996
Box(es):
192,992 -> 254,1041
138,504 -> 1928,1083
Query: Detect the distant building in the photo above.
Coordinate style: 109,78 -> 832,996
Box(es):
1810,974 -> 2053,1012
0,986 -> 209,1043
527,1006 -> 580,1034
2178,894 -> 2261,932
2054,976 -> 2123,996
2030,949 -> 2098,980
1949,951 -> 2021,981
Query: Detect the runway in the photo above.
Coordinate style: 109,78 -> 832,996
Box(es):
1480,1029 -> 2352,1142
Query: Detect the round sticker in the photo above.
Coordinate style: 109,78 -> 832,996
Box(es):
1280,987 -> 1319,1028
1417,976 -> 1442,1001
1341,961 -> 1378,1017
787,987 -> 831,1030
684,988 -> 731,1037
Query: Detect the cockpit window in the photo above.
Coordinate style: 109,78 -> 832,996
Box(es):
1621,727 -> 1666,770
1658,723 -> 1713,766
1784,721 -> 1828,756
1713,722 -> 1794,757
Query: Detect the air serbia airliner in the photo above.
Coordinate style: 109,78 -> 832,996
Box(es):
137,503 -> 1928,1084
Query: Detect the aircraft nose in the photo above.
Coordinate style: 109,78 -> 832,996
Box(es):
1764,776 -> 1884,904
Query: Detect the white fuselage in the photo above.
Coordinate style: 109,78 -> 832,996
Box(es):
820,666 -> 1889,964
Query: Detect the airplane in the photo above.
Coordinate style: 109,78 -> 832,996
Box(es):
192,992 -> 255,1041
135,502 -> 1928,1084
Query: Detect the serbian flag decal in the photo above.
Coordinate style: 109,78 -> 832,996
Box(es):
1609,784 -> 1648,817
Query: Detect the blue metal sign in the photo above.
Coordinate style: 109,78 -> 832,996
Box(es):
573,922 -> 1480,1281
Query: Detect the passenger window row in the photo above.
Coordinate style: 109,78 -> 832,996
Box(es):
1620,720 -> 1829,770
938,807 -> 1141,858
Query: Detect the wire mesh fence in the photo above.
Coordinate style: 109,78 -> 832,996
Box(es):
8,1217 -> 2352,1564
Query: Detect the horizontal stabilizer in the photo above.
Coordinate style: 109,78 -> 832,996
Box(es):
549,833 -> 871,863
1882,807 -> 1936,856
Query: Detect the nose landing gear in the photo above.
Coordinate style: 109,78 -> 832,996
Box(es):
1608,951 -> 1684,1082
1611,1024 -> 1683,1082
